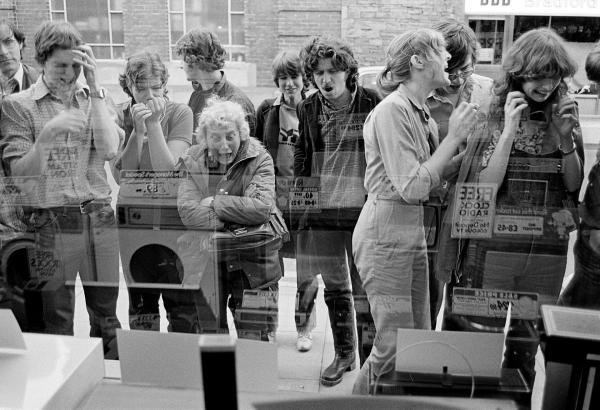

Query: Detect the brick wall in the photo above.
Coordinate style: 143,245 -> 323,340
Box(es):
342,0 -> 465,67
123,0 -> 170,62
247,0 -> 342,86
248,0 -> 465,86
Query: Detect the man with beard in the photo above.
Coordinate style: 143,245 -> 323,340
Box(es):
294,36 -> 379,386
0,21 -> 122,358
175,29 -> 255,142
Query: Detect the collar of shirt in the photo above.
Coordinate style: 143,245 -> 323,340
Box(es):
10,63 -> 24,91
193,70 -> 227,95
33,75 -> 89,105
319,86 -> 357,113
399,83 -> 431,122
427,77 -> 474,106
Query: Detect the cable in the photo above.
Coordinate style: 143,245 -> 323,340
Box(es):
372,339 -> 476,399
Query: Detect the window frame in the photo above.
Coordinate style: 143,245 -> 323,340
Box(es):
168,0 -> 247,62
48,0 -> 125,60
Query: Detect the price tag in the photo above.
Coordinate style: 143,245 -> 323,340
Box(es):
289,177 -> 321,212
119,170 -> 188,198
493,215 -> 544,236
452,287 -> 538,320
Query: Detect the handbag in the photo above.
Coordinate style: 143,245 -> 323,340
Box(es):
209,208 -> 290,253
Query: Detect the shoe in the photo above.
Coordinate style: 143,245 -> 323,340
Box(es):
320,352 -> 356,387
296,331 -> 313,352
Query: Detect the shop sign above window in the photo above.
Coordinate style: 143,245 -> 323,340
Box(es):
466,0 -> 600,17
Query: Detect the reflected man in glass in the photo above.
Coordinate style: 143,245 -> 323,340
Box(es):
0,21 -> 123,358
294,36 -> 380,386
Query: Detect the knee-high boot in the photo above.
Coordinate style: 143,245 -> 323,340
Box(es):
321,296 -> 356,386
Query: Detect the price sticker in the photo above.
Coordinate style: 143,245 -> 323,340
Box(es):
119,170 -> 188,198
452,287 -> 538,320
493,215 -> 544,236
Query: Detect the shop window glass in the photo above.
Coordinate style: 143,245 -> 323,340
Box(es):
469,19 -> 504,65
551,17 -> 600,42
514,16 -> 549,40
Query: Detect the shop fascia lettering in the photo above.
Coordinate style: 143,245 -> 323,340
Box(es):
467,0 -> 600,16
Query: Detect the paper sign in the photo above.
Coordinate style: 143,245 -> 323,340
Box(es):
0,309 -> 26,352
452,287 -> 539,320
119,170 -> 188,198
289,177 -> 320,212
451,183 -> 497,238
117,329 -> 202,389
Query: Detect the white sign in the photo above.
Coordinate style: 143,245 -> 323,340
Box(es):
119,170 -> 187,198
452,287 -> 539,320
451,182 -> 497,238
466,0 -> 600,17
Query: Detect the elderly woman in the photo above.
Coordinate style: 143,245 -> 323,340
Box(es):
441,28 -> 583,387
177,98 -> 281,341
112,51 -> 193,332
351,29 -> 477,394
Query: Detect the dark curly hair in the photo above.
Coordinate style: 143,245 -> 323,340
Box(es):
34,21 -> 82,66
300,35 -> 358,90
119,51 -> 169,100
174,30 -> 226,71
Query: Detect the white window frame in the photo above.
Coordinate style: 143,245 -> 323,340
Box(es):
168,0 -> 246,62
48,0 -> 124,60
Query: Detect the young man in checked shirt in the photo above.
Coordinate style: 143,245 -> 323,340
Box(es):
294,36 -> 380,386
0,21 -> 123,358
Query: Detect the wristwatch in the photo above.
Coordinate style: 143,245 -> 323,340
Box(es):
89,88 -> 105,99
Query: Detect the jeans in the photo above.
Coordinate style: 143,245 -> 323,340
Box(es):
559,232 -> 600,309
29,204 -> 121,358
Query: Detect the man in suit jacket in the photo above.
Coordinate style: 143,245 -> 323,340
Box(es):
0,20 -> 39,96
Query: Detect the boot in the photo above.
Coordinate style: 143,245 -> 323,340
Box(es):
321,296 -> 356,386
320,352 -> 356,386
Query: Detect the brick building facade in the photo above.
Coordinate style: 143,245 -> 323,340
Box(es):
2,0 -> 465,86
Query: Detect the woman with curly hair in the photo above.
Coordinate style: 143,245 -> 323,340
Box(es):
177,98 -> 281,341
440,27 -> 584,387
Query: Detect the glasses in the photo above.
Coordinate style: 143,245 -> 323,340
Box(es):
448,66 -> 474,81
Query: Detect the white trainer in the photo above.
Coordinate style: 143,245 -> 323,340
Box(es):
296,331 -> 313,352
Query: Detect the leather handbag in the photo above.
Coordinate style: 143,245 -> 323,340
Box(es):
210,208 -> 290,252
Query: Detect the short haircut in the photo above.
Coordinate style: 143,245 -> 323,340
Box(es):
585,46 -> 600,83
175,30 -> 226,71
432,18 -> 479,73
0,20 -> 26,48
34,20 -> 82,65
271,50 -> 306,88
300,35 -> 358,90
119,51 -> 169,99
196,97 -> 249,143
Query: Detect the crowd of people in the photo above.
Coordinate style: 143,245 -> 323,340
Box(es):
0,16 -> 598,395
